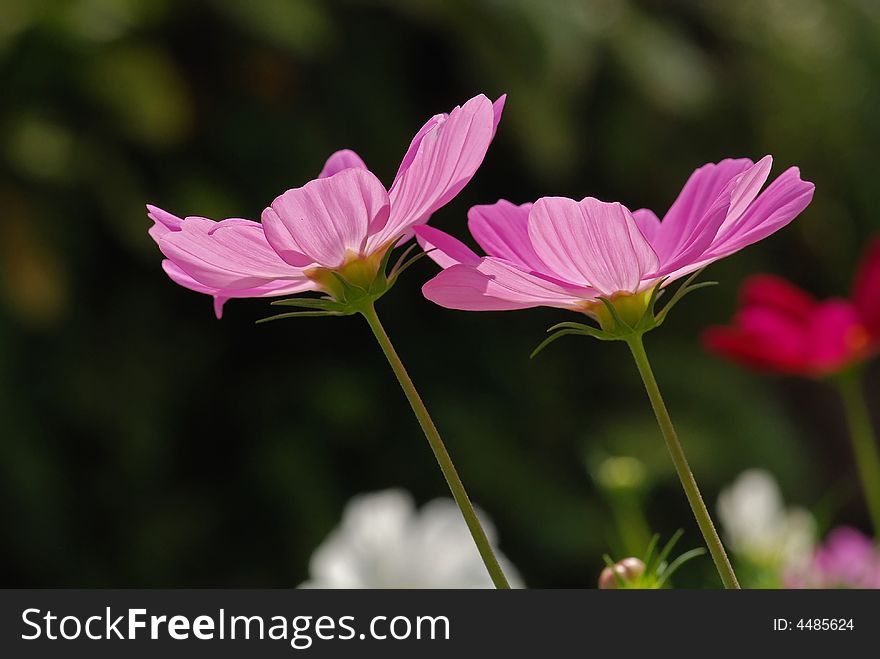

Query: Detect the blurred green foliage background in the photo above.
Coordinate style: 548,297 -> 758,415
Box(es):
1,0 -> 878,587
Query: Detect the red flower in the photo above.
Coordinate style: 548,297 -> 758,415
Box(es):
703,240 -> 880,376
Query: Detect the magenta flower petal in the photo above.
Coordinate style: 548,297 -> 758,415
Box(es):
318,149 -> 368,178
852,239 -> 880,336
262,168 -> 390,268
528,197 -> 659,295
807,300 -> 866,371
368,94 -> 501,251
414,225 -> 481,268
467,200 -> 546,272
703,275 -> 819,374
422,258 -> 591,311
739,274 -> 817,320
703,238 -> 880,377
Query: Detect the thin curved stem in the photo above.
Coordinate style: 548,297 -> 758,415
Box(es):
360,302 -> 511,589
625,333 -> 740,589
834,371 -> 880,537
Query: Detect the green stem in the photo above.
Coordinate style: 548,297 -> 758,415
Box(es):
625,333 -> 740,589
834,371 -> 880,537
360,302 -> 511,589
610,492 -> 653,558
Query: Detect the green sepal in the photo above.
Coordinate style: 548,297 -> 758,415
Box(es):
530,324 -> 616,359
257,241 -> 437,325
531,271 -> 717,356
256,310 -> 347,324
269,297 -> 344,311
655,547 -> 706,588
387,247 -> 434,286
603,529 -> 705,589
654,268 -> 716,325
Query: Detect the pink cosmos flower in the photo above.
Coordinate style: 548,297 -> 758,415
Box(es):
703,240 -> 880,376
786,527 -> 880,589
148,93 -> 505,317
417,157 -> 814,317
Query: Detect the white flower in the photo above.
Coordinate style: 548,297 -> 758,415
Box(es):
300,489 -> 522,588
717,469 -> 816,568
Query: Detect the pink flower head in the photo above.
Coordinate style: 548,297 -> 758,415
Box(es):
418,157 -> 813,321
703,239 -> 880,376
786,527 -> 880,589
148,94 -> 505,317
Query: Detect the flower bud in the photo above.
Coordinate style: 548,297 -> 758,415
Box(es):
598,557 -> 646,589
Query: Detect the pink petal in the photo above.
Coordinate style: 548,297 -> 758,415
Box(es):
632,209 -> 661,242
650,158 -> 755,263
262,168 -> 390,269
852,239 -> 880,335
491,95 -> 506,135
527,196 -> 659,295
162,260 -> 315,319
367,94 -> 501,251
414,225 -> 480,268
318,149 -> 368,178
391,114 -> 446,185
147,204 -> 184,233
467,200 -> 547,271
724,156 -> 773,226
159,216 -> 309,290
654,158 -> 772,276
705,166 -> 815,260
422,258 -> 591,311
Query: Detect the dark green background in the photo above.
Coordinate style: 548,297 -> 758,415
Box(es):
1,0 -> 878,587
